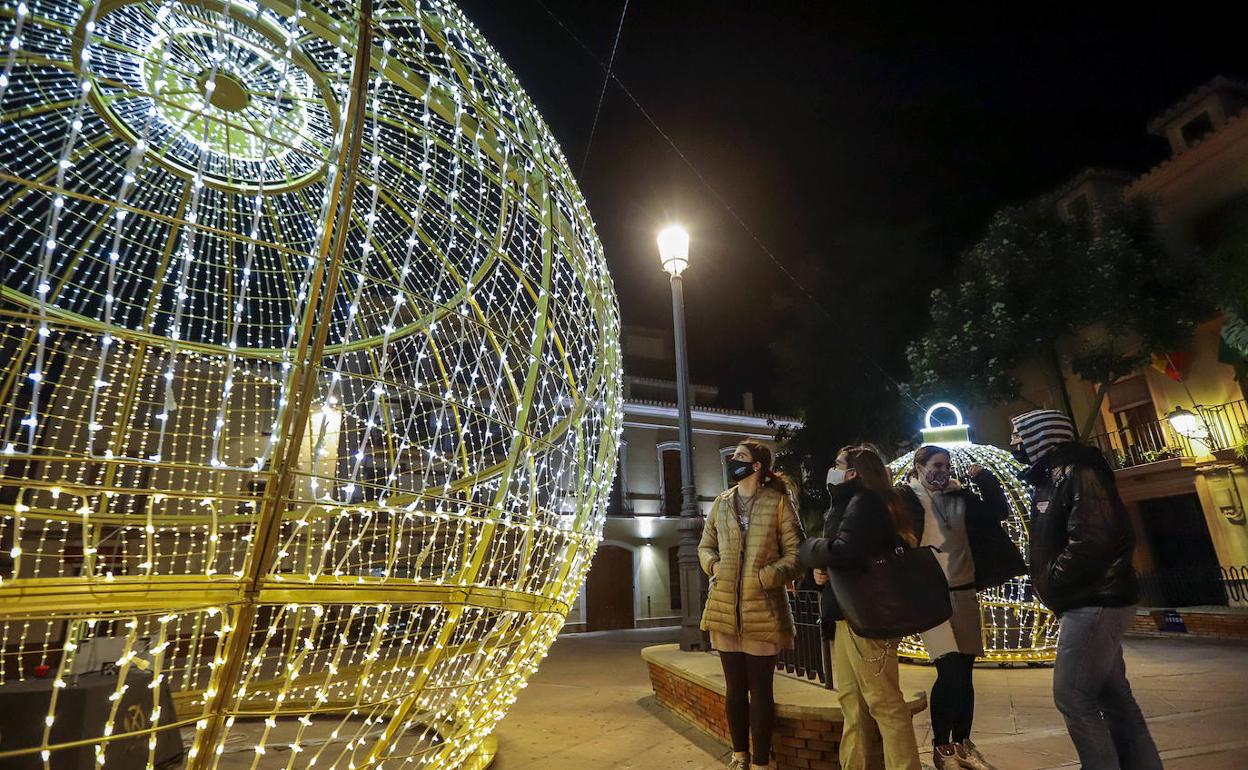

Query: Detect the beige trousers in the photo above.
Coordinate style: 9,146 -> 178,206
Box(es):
833,621 -> 921,770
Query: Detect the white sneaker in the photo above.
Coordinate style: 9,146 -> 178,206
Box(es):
726,755 -> 748,770
957,740 -> 999,770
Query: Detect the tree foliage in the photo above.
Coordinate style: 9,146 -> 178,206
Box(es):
1195,191 -> 1248,324
1194,191 -> 1248,380
906,200 -> 1209,412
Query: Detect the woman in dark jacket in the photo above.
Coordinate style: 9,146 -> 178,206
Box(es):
800,446 -> 921,770
904,446 -> 1024,770
810,445 -> 858,638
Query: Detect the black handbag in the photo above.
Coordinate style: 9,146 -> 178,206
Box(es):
969,518 -> 1026,590
828,542 -> 952,639
961,477 -> 1027,590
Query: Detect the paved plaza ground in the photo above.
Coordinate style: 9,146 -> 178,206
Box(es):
491,627 -> 1248,770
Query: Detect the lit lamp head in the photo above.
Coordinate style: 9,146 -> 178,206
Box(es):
657,225 -> 690,276
921,402 -> 972,446
1167,405 -> 1201,437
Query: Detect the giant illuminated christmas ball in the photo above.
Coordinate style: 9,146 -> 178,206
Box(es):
888,404 -> 1058,664
0,0 -> 621,767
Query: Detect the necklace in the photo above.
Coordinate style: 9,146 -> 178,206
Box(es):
733,488 -> 758,531
929,489 -> 955,531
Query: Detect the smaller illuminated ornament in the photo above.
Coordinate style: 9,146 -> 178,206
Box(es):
888,403 -> 1059,664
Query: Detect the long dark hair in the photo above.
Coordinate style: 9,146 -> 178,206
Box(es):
845,446 -> 918,547
739,440 -> 794,499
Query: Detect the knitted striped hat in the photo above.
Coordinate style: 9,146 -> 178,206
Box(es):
1010,409 -> 1076,463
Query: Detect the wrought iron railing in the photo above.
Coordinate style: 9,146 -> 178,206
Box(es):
775,589 -> 831,688
1090,416 -> 1196,469
1198,400 -> 1248,454
1089,400 -> 1248,470
1136,565 -> 1248,607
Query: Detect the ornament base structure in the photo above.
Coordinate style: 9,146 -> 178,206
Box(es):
0,0 -> 622,767
887,405 -> 1059,664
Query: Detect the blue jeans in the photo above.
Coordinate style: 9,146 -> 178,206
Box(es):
1053,606 -> 1162,770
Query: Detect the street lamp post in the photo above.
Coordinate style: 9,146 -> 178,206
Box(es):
657,225 -> 709,651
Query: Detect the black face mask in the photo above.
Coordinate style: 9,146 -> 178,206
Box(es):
1011,445 -> 1030,465
726,458 -> 757,482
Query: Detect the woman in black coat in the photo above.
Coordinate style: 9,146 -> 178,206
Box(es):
810,445 -> 857,638
801,446 -> 923,770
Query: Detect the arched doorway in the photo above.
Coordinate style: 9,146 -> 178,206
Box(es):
586,545 -> 634,631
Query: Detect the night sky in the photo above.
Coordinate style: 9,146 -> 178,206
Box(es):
458,1 -> 1245,414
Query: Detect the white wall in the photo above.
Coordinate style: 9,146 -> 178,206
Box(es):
621,423 -> 771,516
563,521 -> 684,629
565,405 -> 796,629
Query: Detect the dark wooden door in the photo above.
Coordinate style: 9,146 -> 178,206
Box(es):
1138,493 -> 1225,606
586,545 -> 634,631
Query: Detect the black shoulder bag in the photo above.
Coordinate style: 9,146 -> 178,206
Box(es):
828,539 -> 952,640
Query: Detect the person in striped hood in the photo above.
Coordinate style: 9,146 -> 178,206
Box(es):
1009,409 -> 1161,770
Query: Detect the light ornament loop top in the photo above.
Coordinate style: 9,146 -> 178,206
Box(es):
920,401 -> 972,446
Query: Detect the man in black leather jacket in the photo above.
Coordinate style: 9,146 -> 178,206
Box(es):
1011,409 -> 1161,770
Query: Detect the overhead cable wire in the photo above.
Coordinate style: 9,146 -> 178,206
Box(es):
578,0 -> 630,178
534,0 -> 926,413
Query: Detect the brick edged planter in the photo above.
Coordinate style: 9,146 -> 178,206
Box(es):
1129,607 -> 1248,641
643,644 -> 926,769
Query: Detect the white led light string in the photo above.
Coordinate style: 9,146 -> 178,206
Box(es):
0,0 -> 31,106
313,39 -> 394,510
145,6 -> 229,466
24,0 -> 106,452
86,0 -> 179,458
206,0 -> 304,473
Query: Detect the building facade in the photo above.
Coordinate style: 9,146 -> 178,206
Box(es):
562,328 -> 800,632
969,77 -> 1248,607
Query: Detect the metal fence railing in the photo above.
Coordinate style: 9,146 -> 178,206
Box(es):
775,589 -> 832,689
1137,565 -> 1248,607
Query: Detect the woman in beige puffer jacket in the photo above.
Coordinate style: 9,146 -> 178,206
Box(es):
698,440 -> 803,770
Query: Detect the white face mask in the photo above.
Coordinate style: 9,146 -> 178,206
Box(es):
826,467 -> 847,486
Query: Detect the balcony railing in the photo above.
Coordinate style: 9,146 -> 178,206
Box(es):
1197,400 -> 1248,453
1090,417 -> 1193,469
1090,399 -> 1248,470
